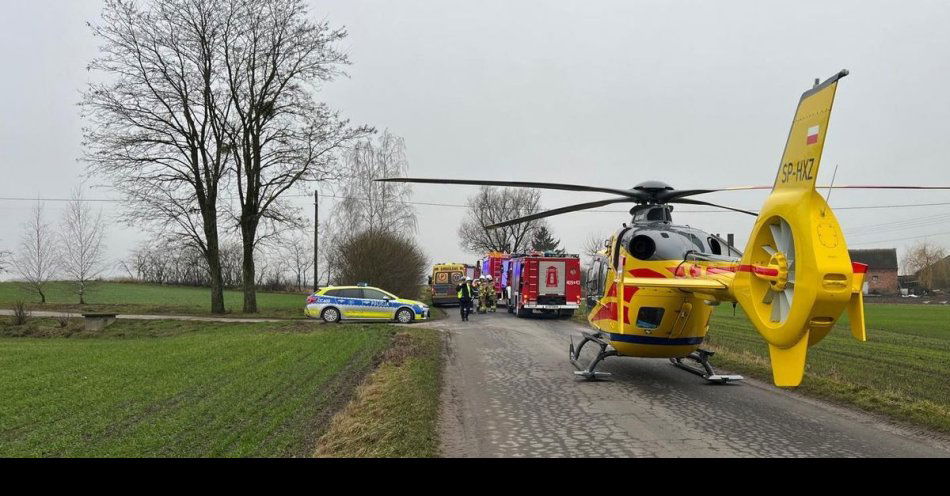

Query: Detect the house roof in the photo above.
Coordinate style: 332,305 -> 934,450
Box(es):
849,248 -> 898,270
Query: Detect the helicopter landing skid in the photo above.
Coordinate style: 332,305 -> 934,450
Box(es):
669,349 -> 743,384
569,331 -> 618,380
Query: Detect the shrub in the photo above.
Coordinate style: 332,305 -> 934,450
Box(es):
333,230 -> 428,299
11,301 -> 30,326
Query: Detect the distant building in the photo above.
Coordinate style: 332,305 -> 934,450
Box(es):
848,248 -> 899,295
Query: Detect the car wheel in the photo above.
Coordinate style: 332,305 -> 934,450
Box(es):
396,308 -> 414,324
321,307 -> 341,323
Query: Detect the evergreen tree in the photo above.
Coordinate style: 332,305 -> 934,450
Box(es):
531,225 -> 562,253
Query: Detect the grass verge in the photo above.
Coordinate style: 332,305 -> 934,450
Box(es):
314,328 -> 443,457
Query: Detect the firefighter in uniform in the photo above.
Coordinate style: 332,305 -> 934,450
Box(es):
456,276 -> 474,321
484,275 -> 497,312
475,276 -> 488,314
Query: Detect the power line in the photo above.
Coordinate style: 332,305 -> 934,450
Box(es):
844,212 -> 950,236
848,230 -> 950,246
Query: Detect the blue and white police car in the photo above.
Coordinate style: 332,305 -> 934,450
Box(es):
305,284 -> 430,323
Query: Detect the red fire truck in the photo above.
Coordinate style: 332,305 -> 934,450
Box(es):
476,252 -> 510,299
503,253 -> 581,318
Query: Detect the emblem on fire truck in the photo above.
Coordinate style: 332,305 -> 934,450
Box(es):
545,266 -> 559,287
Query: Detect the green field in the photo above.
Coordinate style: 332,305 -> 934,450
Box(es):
0,318 -> 398,457
0,281 -> 307,319
706,303 -> 950,432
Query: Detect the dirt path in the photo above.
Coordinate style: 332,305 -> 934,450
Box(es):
0,309 -> 288,323
428,309 -> 950,458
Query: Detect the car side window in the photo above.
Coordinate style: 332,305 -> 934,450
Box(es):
362,288 -> 389,300
338,289 -> 362,298
323,289 -> 341,297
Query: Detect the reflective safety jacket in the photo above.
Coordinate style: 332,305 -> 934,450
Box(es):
456,282 -> 473,299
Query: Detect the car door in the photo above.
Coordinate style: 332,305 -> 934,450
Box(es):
361,288 -> 397,319
336,288 -> 365,318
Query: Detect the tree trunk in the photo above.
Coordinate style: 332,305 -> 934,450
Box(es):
241,230 -> 257,313
206,249 -> 226,314
39,289 -> 45,304
204,220 -> 226,314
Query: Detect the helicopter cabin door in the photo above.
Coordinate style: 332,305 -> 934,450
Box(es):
586,255 -> 608,308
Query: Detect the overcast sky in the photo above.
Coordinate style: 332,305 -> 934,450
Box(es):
2,0 -> 950,279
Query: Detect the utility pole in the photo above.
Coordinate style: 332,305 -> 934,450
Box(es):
313,190 -> 320,292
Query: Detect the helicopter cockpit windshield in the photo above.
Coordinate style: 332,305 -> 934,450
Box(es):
631,205 -> 672,224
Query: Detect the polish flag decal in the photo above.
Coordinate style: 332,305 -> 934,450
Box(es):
806,125 -> 820,145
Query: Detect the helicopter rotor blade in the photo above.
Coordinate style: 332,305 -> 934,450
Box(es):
375,177 -> 647,199
484,197 -> 637,230
659,189 -> 722,202
670,198 -> 759,217
716,184 -> 950,191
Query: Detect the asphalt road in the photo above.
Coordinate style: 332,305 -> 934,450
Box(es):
431,308 -> 950,458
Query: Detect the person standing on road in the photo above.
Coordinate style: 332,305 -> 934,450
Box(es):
456,276 -> 475,321
484,275 -> 497,312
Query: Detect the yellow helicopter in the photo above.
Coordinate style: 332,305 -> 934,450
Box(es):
379,69 -> 950,387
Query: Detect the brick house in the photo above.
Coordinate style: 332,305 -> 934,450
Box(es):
848,248 -> 899,295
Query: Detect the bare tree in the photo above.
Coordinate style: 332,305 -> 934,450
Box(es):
58,187 -> 108,304
581,231 -> 610,258
221,0 -> 372,312
457,186 -> 544,254
329,130 -> 417,236
902,240 -> 949,290
82,0 -> 232,313
0,246 -> 10,275
14,202 -> 59,303
279,226 -> 313,291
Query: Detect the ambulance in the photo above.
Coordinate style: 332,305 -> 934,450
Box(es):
429,263 -> 477,306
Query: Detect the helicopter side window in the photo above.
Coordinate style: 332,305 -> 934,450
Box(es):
687,233 -> 706,252
708,237 -> 722,255
636,307 -> 665,329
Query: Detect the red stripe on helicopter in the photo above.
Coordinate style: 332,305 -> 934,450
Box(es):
628,268 -> 667,279
606,283 -> 638,302
591,302 -> 631,324
667,264 -> 779,277
737,265 -> 780,277
852,262 -> 869,274
706,266 -> 738,274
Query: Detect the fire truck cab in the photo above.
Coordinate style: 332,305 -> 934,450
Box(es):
476,252 -> 510,300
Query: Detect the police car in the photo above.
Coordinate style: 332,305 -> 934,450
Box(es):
305,284 -> 430,323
